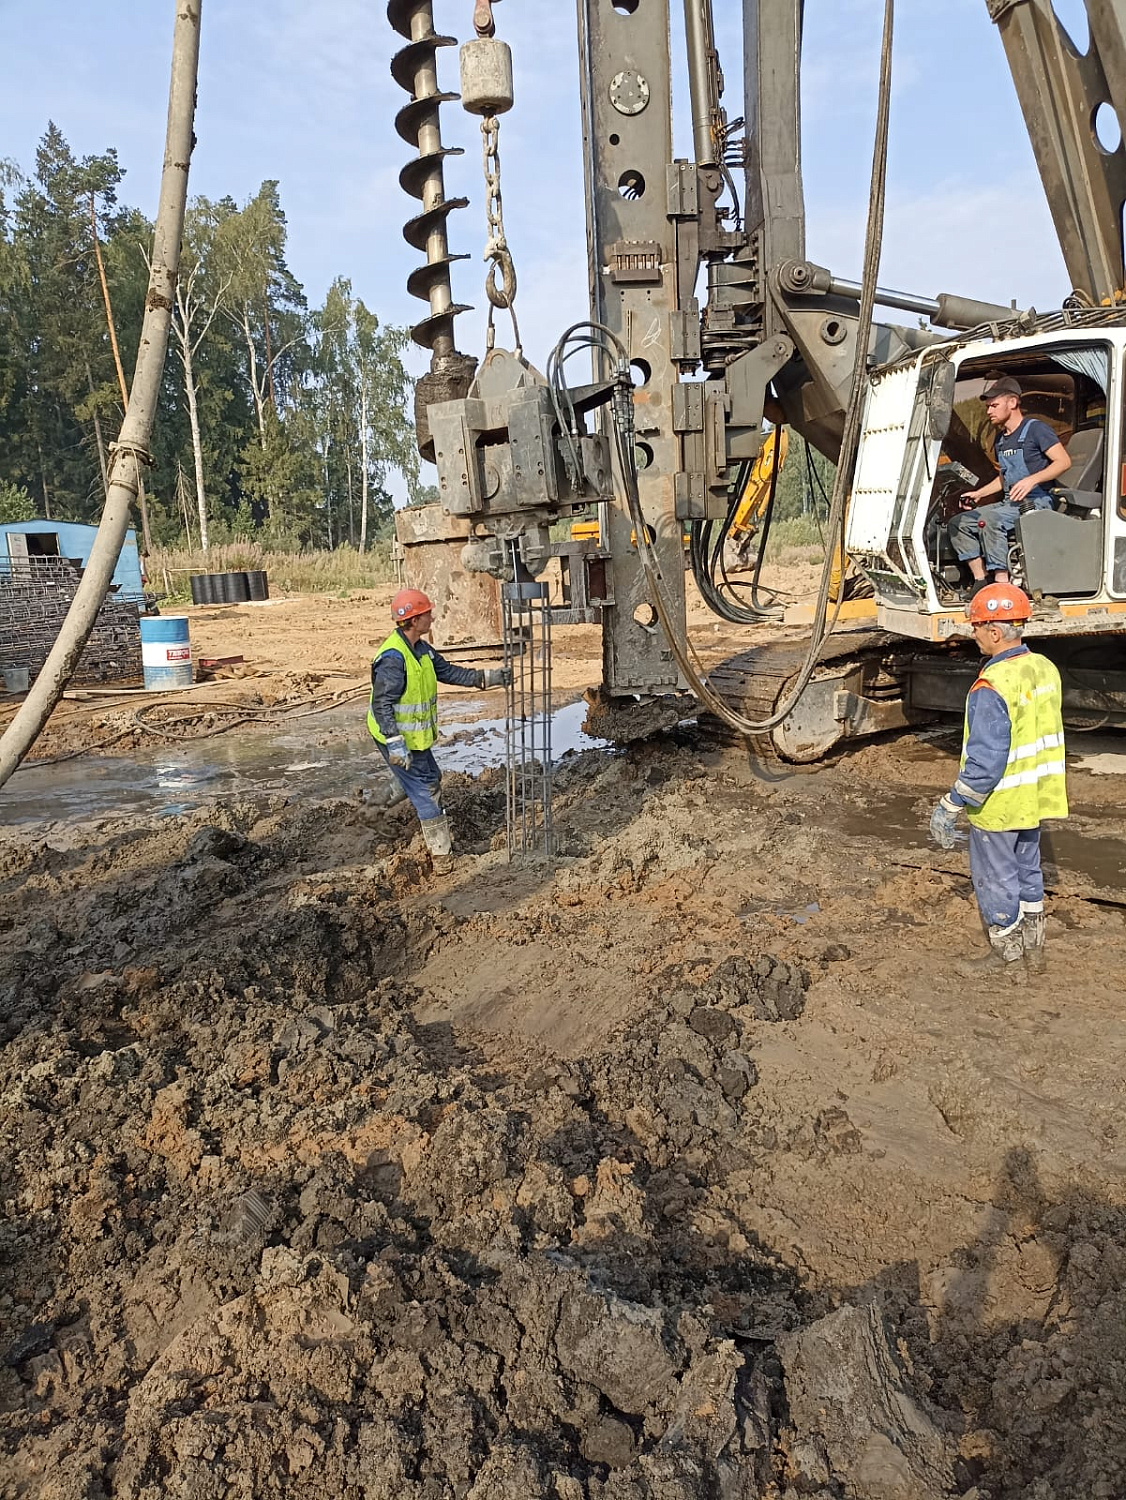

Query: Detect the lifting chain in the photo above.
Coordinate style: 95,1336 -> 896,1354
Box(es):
462,1 -> 519,353
480,112 -> 520,352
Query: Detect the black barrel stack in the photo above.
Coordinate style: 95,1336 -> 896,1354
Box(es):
189,571 -> 269,607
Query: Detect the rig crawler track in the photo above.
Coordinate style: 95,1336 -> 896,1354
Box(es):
706,630 -> 912,762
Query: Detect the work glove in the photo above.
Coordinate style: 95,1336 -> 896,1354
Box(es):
929,793 -> 962,851
481,666 -> 513,689
383,735 -> 409,769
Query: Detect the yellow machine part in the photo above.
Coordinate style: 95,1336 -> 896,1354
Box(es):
729,428 -> 853,603
569,517 -> 690,547
730,427 -> 788,537
568,428 -> 789,550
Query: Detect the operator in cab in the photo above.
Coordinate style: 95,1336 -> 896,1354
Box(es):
929,582 -> 1067,975
367,588 -> 511,872
947,376 -> 1071,595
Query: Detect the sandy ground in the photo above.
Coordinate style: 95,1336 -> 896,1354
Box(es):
0,560 -> 822,767
3,570 -> 1126,1497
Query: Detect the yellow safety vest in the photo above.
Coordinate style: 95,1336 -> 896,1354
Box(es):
961,650 -> 1068,831
367,631 -> 438,750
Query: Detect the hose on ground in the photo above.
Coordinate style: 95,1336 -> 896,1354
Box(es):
8,685 -> 370,770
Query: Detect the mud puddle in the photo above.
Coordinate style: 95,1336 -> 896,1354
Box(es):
787,777 -> 1126,899
2,696 -> 605,828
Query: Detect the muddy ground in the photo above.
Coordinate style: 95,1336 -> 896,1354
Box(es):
4,586 -> 1126,1498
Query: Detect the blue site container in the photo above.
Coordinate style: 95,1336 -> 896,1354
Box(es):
0,520 -> 145,602
140,615 -> 192,690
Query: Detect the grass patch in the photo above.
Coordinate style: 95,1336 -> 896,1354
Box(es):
766,515 -> 827,551
150,543 -> 396,603
762,515 -> 827,566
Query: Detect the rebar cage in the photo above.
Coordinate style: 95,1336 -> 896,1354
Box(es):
502,574 -> 554,861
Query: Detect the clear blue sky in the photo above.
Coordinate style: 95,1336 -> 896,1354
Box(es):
0,0 -> 1081,483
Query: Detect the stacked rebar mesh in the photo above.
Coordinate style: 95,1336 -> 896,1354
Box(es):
502,574 -> 554,861
0,556 -> 143,687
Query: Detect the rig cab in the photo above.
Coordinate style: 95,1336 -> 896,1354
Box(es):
848,313 -> 1126,648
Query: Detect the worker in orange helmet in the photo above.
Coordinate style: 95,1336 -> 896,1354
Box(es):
367,587 -> 511,871
929,582 -> 1067,974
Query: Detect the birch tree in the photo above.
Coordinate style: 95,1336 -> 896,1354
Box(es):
170,200 -> 231,550
216,182 -> 306,445
353,299 -> 416,552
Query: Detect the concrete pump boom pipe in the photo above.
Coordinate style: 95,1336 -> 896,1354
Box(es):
0,0 -> 201,792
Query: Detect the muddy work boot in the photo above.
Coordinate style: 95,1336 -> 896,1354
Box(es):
359,775 -> 407,811
954,922 -> 1025,978
1021,907 -> 1047,974
420,813 -> 455,875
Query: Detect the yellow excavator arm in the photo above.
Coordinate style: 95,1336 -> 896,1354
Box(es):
730,427 -> 788,540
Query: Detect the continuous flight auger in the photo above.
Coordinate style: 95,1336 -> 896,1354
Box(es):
388,0 -> 477,461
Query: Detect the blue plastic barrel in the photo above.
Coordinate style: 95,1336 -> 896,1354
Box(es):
140,615 -> 192,690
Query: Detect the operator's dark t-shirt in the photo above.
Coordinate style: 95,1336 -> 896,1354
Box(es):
994,417 -> 1060,509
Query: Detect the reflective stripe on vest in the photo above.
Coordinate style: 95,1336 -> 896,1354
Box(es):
367,631 -> 439,750
961,651 -> 1068,831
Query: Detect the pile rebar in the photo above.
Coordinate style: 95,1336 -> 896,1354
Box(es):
502,559 -> 554,862
0,557 -> 143,688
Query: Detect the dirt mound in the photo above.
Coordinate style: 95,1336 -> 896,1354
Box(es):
0,855 -> 815,1496
5,730 -> 1126,1496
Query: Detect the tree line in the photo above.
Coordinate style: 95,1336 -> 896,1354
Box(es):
0,124 -> 420,551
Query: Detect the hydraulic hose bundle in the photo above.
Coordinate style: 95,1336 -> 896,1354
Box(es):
687,435 -> 787,625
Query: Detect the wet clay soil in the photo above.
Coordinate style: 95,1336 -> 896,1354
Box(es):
4,705 -> 1126,1499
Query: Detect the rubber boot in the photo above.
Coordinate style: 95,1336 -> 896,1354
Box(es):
954,922 -> 1025,977
1021,905 -> 1047,975
363,773 -> 407,810
420,813 -> 454,875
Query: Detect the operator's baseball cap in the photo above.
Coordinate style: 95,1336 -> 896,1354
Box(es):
981,375 -> 1022,400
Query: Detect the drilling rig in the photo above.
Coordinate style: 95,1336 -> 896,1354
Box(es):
390,0 -> 1126,766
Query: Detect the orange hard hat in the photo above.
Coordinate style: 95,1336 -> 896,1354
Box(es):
390,587 -> 433,623
966,582 -> 1032,624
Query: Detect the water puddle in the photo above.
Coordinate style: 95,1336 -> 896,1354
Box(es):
2,696 -> 606,830
792,782 -> 1126,900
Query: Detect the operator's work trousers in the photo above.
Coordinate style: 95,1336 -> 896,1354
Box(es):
374,742 -> 443,822
948,501 -> 1022,573
968,824 -> 1044,932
